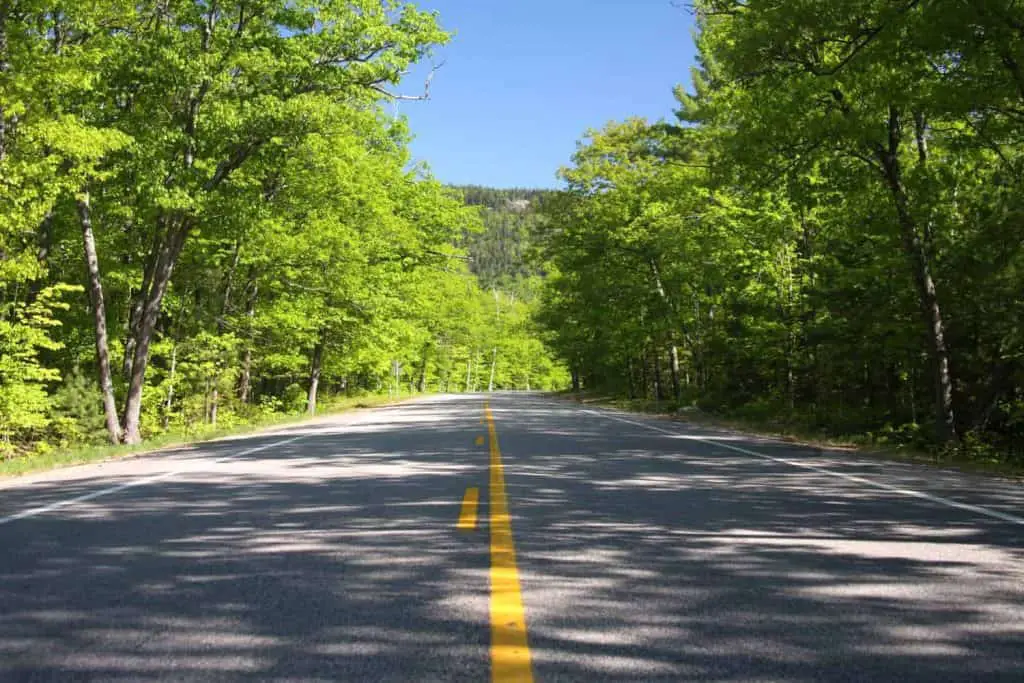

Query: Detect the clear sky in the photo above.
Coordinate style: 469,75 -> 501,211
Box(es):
394,1 -> 699,189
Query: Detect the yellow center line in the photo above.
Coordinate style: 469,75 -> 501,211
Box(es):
457,487 -> 480,531
485,401 -> 534,683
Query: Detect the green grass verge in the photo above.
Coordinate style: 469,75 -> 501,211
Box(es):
558,391 -> 1024,481
0,392 -> 422,479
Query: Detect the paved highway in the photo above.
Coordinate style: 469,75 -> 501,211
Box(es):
1,393 -> 1023,681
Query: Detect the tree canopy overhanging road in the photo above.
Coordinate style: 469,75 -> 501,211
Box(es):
4,1 -> 1024,466
1,394 -> 1023,681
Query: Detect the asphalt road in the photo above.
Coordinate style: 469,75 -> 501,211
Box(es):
1,393 -> 1023,681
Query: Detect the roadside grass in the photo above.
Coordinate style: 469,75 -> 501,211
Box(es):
559,391 -> 1024,481
0,392 -> 421,479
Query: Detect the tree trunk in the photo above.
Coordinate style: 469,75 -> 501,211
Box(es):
876,105 -> 956,442
653,348 -> 664,402
208,242 -> 241,427
240,347 -> 252,403
122,306 -> 139,379
488,348 -> 498,392
123,228 -> 162,380
571,367 -> 581,393
37,210 -> 54,266
163,342 -> 177,429
239,273 -> 257,402
648,258 -> 685,402
306,331 -> 325,416
668,343 -> 681,402
122,218 -> 190,444
640,351 -> 649,399
27,211 -> 55,301
799,209 -> 820,408
417,344 -> 429,393
784,243 -> 799,412
208,384 -> 217,426
77,192 -> 122,444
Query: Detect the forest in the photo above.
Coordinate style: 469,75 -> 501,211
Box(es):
5,1 -> 1024,467
535,1 -> 1024,462
0,0 -> 566,459
456,184 -> 549,293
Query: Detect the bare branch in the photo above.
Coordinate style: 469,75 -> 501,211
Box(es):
371,61 -> 445,102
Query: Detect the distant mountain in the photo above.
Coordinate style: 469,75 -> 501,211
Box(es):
450,185 -> 553,293
455,185 -> 551,210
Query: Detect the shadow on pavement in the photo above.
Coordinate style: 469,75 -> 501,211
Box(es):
0,397 -> 490,682
1,394 -> 1022,681
493,395 -> 1024,682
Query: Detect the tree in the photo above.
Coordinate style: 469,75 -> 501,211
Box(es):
94,0 -> 448,442
535,2 -> 1024,459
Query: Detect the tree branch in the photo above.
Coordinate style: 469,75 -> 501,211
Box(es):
370,61 -> 444,101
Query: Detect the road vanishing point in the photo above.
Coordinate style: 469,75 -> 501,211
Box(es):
1,393 -> 1023,681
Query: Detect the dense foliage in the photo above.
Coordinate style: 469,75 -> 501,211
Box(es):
0,1 -> 566,458
451,185 -> 565,392
454,185 -> 549,293
536,1 -> 1024,460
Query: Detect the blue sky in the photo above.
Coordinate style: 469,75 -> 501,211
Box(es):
395,1 -> 699,189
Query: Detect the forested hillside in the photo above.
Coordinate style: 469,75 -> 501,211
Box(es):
447,185 -> 565,391
536,1 -> 1024,461
453,185 -> 549,292
0,1 -> 566,459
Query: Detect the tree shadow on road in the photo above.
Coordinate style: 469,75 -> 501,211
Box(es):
495,396 -> 1024,682
0,398 -> 491,681
1,394 -> 1022,681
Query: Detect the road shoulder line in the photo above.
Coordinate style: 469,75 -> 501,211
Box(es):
582,408 -> 1024,527
0,434 -> 309,526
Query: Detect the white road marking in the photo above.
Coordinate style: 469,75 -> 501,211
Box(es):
0,434 -> 310,526
582,408 -> 1024,527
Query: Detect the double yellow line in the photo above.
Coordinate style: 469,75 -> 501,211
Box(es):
485,402 -> 533,682
460,402 -> 534,682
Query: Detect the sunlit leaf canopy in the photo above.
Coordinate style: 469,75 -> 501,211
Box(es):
0,0 -> 566,453
533,0 -> 1024,460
